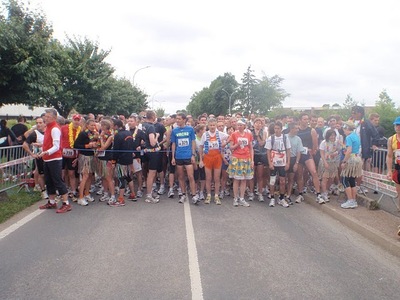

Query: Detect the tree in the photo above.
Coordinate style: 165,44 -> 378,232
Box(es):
43,36 -> 116,116
155,107 -> 165,118
236,66 -> 258,116
0,0 -> 58,105
186,72 -> 238,117
373,89 -> 399,136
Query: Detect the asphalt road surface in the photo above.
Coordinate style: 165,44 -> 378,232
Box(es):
1,194 -> 400,300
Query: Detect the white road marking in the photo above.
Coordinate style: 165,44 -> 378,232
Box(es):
184,200 -> 204,300
0,209 -> 45,240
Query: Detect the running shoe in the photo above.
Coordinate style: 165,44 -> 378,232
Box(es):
341,199 -> 358,209
56,203 -> 72,213
39,202 -> 57,209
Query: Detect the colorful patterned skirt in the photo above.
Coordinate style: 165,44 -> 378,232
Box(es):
227,157 -> 254,180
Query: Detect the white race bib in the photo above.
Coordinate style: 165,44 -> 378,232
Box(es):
271,150 -> 287,167
209,141 -> 219,150
62,148 -> 76,158
178,138 -> 189,147
96,150 -> 105,157
238,137 -> 248,148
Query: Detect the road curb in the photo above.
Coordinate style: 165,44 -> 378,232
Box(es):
303,194 -> 400,258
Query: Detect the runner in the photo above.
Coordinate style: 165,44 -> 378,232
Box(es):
38,108 -> 71,213
226,119 -> 253,207
60,114 -> 82,202
340,121 -> 363,209
74,119 -> 99,206
199,118 -> 228,205
386,116 -> 400,213
171,113 -> 199,204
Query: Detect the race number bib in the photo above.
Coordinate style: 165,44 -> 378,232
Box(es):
209,141 -> 219,150
178,138 -> 189,147
395,150 -> 400,164
96,150 -> 105,157
238,137 -> 248,148
302,146 -> 308,155
63,148 -> 76,158
271,150 -> 287,167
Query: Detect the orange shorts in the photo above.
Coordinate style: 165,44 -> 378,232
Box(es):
203,150 -> 222,169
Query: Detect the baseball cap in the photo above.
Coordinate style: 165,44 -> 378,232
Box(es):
343,121 -> 356,130
72,114 -> 82,121
393,116 -> 400,125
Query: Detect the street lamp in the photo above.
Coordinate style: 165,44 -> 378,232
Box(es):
151,90 -> 163,109
132,65 -> 150,86
222,88 -> 239,115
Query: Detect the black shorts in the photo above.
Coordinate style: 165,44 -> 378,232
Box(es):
271,166 -> 286,177
299,153 -> 312,165
35,158 -> 44,175
176,158 -> 192,166
62,157 -> 77,171
254,153 -> 267,166
143,152 -> 162,172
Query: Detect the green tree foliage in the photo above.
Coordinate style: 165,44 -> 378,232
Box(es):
373,89 -> 399,136
0,0 -> 58,105
236,66 -> 257,116
187,73 -> 238,117
187,69 -> 288,117
155,107 -> 165,118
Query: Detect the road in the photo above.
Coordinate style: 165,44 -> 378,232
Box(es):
1,194 -> 400,300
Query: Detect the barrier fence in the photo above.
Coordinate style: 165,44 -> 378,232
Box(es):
362,148 -> 399,210
0,145 -> 34,193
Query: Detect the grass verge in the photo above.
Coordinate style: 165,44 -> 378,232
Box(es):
0,188 -> 41,224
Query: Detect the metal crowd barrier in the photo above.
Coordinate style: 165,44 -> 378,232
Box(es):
362,148 -> 399,210
0,145 -> 34,193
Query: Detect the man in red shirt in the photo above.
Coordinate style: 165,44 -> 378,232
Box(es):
39,108 -> 71,213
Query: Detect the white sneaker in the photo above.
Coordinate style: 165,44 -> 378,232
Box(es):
178,194 -> 186,203
295,195 -> 304,203
224,189 -> 230,196
322,192 -> 330,202
85,195 -> 95,202
41,190 -> 49,199
278,198 -> 289,208
137,190 -> 143,198
99,194 -> 109,202
233,197 -> 239,207
248,192 -> 254,201
341,199 -> 358,209
89,185 -> 96,193
124,188 -> 131,197
158,185 -> 166,195
258,194 -> 264,202
239,198 -> 250,207
317,194 -> 325,204
269,197 -> 276,207
177,188 -> 183,196
192,194 -> 200,204
168,189 -> 174,198
145,194 -> 159,204
107,195 -> 116,205
96,187 -> 104,195
78,198 -> 88,206
199,192 -> 205,200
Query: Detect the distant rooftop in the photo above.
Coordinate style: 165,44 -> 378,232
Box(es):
0,104 -> 48,119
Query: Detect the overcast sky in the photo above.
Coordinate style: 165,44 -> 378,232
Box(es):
28,0 -> 400,114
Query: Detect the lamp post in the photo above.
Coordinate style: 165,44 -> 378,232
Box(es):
132,65 -> 150,86
222,88 -> 239,115
151,90 -> 163,109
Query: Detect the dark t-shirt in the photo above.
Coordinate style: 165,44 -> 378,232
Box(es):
11,123 -> 28,145
142,122 -> 157,149
129,127 -> 146,155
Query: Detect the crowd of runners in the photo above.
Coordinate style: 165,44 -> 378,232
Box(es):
19,106 -> 400,236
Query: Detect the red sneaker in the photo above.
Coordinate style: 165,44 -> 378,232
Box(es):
128,192 -> 137,201
56,203 -> 72,213
118,197 -> 125,206
39,202 -> 57,209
